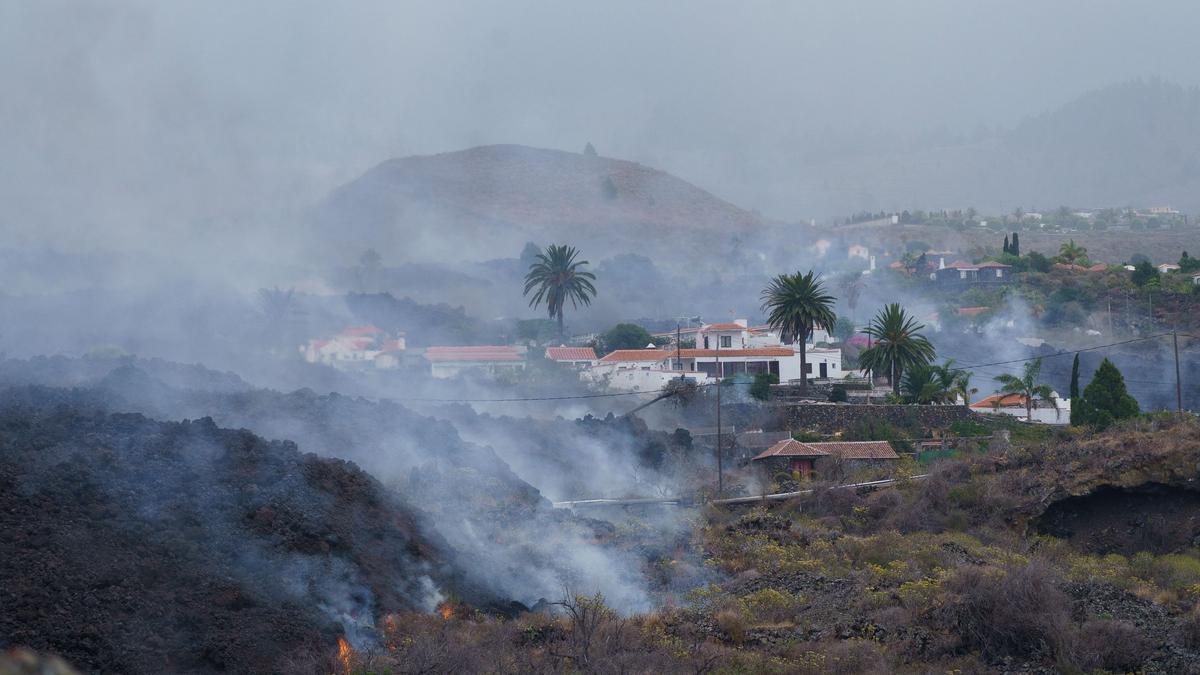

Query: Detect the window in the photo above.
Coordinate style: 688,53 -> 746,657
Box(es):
959,270 -> 967,279
703,336 -> 710,349
720,335 -> 732,348
995,269 -> 1003,278
804,363 -> 813,373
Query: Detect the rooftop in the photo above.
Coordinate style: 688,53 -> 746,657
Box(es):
753,439 -> 898,461
545,346 -> 597,361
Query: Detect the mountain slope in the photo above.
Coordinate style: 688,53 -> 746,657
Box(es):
311,144 -> 764,260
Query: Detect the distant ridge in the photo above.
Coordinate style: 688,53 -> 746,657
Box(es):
311,144 -> 764,260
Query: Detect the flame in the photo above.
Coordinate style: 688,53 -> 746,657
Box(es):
437,602 -> 454,620
336,637 -> 352,673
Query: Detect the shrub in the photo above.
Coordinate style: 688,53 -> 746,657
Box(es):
828,385 -> 848,402
933,560 -> 1071,661
1066,619 -> 1152,672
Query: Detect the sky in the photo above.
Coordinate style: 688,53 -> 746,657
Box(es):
3,0 -> 1199,251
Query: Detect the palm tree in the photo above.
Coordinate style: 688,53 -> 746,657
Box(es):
839,271 -> 865,322
760,270 -> 837,395
523,244 -> 598,337
993,358 -> 1055,422
1057,239 -> 1088,265
900,361 -> 969,405
858,303 -> 936,395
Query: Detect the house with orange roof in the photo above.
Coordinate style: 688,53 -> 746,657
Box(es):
970,390 -> 1070,425
301,325 -> 406,371
424,345 -> 526,379
751,439 -> 898,478
544,346 -> 597,368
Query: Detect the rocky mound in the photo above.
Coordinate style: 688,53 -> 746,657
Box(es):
311,144 -> 764,260
0,390 -> 498,674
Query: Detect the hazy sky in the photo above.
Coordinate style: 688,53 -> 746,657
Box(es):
3,0 -> 1199,248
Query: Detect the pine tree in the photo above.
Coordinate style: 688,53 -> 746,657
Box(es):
1003,234 -> 1010,255
583,142 -> 597,156
1074,358 -> 1139,430
1011,232 -> 1020,257
1068,353 -> 1080,425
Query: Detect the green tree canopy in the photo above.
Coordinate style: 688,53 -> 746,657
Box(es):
595,323 -> 661,354
1131,260 -> 1160,287
523,244 -> 597,336
1056,239 -> 1089,265
1073,358 -> 1139,430
858,303 -> 936,395
760,270 -> 837,395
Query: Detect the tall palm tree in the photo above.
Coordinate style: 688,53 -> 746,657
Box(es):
523,244 -> 597,337
760,270 -> 837,395
858,303 -> 936,395
839,271 -> 865,322
994,358 -> 1055,422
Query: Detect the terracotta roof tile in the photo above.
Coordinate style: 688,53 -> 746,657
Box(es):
598,350 -> 673,363
546,346 -> 597,361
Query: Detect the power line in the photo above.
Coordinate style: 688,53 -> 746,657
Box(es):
955,333 -> 1173,370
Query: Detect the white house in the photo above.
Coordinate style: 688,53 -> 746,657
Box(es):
424,346 -> 526,379
589,343 -> 846,391
1192,273 -> 1200,286
301,325 -> 406,371
1158,263 -> 1181,274
545,346 -> 597,368
970,391 -> 1071,425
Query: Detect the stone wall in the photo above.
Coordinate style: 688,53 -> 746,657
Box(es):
779,403 -> 976,434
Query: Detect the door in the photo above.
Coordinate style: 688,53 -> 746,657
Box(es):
819,362 -> 828,378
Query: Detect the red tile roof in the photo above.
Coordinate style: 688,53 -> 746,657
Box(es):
753,439 -> 898,461
970,393 -> 1028,409
955,306 -> 990,317
380,339 -> 405,353
546,346 -> 597,361
702,322 -> 746,331
424,346 -> 524,362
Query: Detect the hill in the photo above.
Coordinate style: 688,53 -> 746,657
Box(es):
311,144 -> 765,261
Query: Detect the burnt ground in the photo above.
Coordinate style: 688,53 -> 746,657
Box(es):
1036,483 -> 1200,555
0,390 -> 501,675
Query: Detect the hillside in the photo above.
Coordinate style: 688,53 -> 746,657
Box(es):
799,80 -> 1200,217
311,144 -> 765,261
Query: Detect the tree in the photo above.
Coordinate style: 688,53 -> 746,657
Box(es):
523,244 -> 597,337
583,142 -> 597,156
760,270 -> 837,395
356,248 -> 383,291
1073,358 -> 1139,430
1069,353 -> 1081,425
519,242 -> 542,270
1056,239 -> 1088,265
858,303 -> 936,395
596,323 -> 659,354
1003,234 -> 1011,256
832,316 -> 856,344
1011,232 -> 1020,257
993,358 -> 1054,422
1180,251 -> 1200,273
1131,260 -> 1159,287
901,361 -> 965,405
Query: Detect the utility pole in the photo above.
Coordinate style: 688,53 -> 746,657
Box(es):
715,338 -> 723,496
675,325 -> 682,377
1175,331 -> 1184,417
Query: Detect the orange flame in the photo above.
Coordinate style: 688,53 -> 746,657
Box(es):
437,602 -> 454,620
336,637 -> 352,673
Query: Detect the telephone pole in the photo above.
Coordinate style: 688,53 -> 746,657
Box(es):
1174,331 -> 1184,417
715,338 -> 723,496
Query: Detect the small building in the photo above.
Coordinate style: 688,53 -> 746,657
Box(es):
301,325 -> 406,371
545,346 -> 597,368
424,346 -> 526,379
1192,273 -> 1200,286
970,391 -> 1070,425
933,260 -> 1013,286
752,439 -> 899,479
1157,263 -> 1181,274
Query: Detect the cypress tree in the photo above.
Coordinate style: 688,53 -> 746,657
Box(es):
1003,234 -> 1010,255
1011,232 -> 1020,257
1074,358 -> 1139,430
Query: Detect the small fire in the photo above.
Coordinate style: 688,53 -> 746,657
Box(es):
437,602 -> 455,620
336,637 -> 353,673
